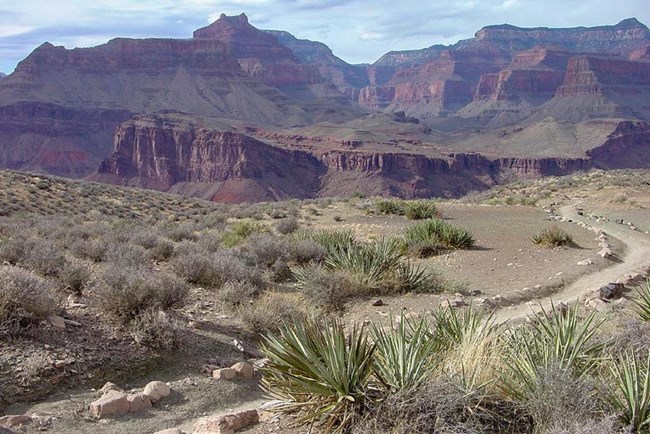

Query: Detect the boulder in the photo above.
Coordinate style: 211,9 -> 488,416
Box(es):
0,415 -> 31,427
127,393 -> 152,412
231,362 -> 255,379
599,283 -> 624,300
212,368 -> 236,380
100,382 -> 123,393
143,381 -> 171,403
89,390 -> 129,418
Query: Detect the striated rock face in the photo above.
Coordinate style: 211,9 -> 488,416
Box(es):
193,13 -> 322,87
266,30 -> 369,90
358,18 -> 650,122
556,55 -> 650,96
96,116 -> 631,201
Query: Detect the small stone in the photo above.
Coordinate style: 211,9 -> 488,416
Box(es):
231,362 -> 255,379
0,415 -> 32,427
143,381 -> 171,403
599,247 -> 613,259
100,382 -> 123,393
469,289 -> 482,296
577,259 -> 593,266
153,429 -> 185,434
372,299 -> 384,306
213,368 -> 236,380
225,410 -> 259,431
193,416 -> 234,434
89,390 -> 129,418
127,393 -> 152,412
48,315 -> 66,330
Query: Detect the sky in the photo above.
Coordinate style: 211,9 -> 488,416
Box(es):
0,0 -> 649,74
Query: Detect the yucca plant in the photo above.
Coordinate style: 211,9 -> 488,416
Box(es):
261,317 -> 376,433
531,225 -> 574,248
292,229 -> 356,255
432,302 -> 495,350
610,350 -> 650,432
500,304 -> 607,401
403,218 -> 475,255
404,200 -> 439,220
375,198 -> 405,216
632,279 -> 650,321
371,312 -> 439,391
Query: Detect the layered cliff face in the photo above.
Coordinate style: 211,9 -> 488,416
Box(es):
96,115 -> 647,201
358,18 -> 650,123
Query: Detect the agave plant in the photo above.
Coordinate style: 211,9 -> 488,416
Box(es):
292,229 -> 356,255
260,317 -> 376,433
371,312 -> 439,391
403,199 -> 439,220
610,350 -> 650,432
531,225 -> 575,248
403,218 -> 475,253
500,303 -> 607,401
632,279 -> 650,321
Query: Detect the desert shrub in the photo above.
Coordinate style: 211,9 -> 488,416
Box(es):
354,378 -> 530,434
222,221 -> 267,247
239,234 -> 289,267
531,225 -> 575,248
58,262 -> 91,294
96,266 -> 188,322
270,260 -> 293,282
632,279 -> 650,321
292,229 -> 356,255
171,251 -> 222,287
0,266 -> 57,334
166,223 -> 198,242
520,364 -> 608,432
218,280 -> 261,309
0,236 -> 33,265
195,231 -> 222,252
23,240 -> 66,276
403,218 -> 475,255
70,238 -> 108,262
213,250 -> 264,288
130,308 -> 180,350
287,239 -> 327,265
275,217 -> 300,235
239,292 -> 312,334
404,200 -> 439,220
609,350 -> 650,432
147,238 -> 175,262
375,198 -> 405,216
104,243 -> 149,267
261,317 -> 375,433
293,267 -> 367,311
130,230 -> 160,249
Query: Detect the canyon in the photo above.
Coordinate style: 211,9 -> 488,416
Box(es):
1,14 -> 649,201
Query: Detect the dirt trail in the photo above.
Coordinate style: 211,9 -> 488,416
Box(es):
493,204 -> 650,323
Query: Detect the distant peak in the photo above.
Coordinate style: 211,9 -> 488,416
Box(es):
615,18 -> 647,29
193,13 -> 256,39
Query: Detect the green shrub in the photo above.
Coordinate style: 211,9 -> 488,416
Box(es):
222,221 -> 267,247
0,266 -> 57,334
609,350 -> 650,432
261,317 -> 375,433
292,229 -> 356,255
403,218 -> 475,256
404,200 -> 439,220
375,198 -> 405,216
500,304 -> 606,402
531,226 -> 575,248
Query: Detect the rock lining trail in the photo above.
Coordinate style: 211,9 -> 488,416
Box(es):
493,203 -> 650,323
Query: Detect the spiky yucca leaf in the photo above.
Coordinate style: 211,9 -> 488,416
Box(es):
610,350 -> 650,432
404,200 -> 439,220
261,317 -> 375,433
500,303 -> 607,401
371,312 -> 439,391
403,218 -> 475,254
632,279 -> 650,322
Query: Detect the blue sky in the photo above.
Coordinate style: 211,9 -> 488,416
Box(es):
1,0 -> 649,74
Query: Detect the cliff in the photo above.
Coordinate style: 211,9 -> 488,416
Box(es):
95,115 -> 621,201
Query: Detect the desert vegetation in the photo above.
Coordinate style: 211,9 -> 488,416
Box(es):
531,225 -> 576,248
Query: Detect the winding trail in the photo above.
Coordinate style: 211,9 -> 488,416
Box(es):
493,204 -> 650,323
